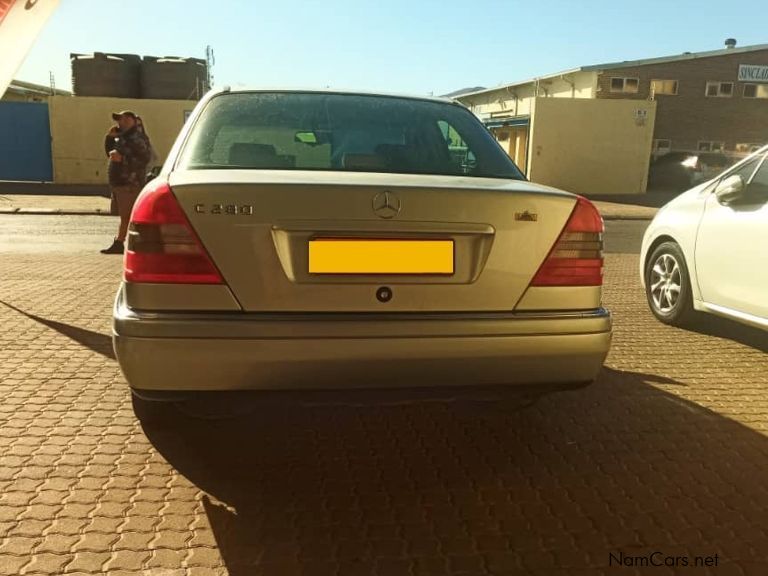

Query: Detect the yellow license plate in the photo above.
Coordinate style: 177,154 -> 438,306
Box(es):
308,239 -> 454,274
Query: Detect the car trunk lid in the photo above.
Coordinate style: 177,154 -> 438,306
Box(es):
164,170 -> 579,312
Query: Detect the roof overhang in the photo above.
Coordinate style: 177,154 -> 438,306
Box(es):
453,43 -> 768,101
455,68 -> 584,99
582,43 -> 768,72
7,79 -> 71,97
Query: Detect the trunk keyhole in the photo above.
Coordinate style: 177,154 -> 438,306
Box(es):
376,287 -> 393,303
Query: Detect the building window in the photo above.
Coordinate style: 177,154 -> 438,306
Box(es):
610,77 -> 639,93
698,141 -> 726,152
652,139 -> 672,154
651,80 -> 678,95
705,81 -> 733,97
743,84 -> 768,99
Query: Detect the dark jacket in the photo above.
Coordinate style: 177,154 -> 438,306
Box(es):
105,126 -> 151,187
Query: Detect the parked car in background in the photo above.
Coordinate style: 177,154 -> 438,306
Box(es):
648,151 -> 731,191
112,88 -> 613,420
641,145 -> 768,330
692,152 -> 732,183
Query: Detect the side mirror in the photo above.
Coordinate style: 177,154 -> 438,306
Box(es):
714,174 -> 744,203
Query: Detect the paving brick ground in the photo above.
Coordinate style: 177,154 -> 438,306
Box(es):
1,250 -> 767,575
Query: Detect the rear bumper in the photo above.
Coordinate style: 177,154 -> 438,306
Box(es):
113,288 -> 612,392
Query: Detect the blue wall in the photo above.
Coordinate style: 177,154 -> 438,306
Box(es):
0,101 -> 53,182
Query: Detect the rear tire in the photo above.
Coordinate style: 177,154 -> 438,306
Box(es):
645,241 -> 697,327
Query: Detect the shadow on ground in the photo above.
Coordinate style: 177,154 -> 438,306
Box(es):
689,314 -> 768,354
0,300 -> 115,359
142,368 -> 768,575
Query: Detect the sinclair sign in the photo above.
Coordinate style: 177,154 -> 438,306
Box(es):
738,65 -> 768,83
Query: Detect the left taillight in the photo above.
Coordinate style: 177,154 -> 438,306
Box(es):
530,196 -> 604,287
124,180 -> 224,284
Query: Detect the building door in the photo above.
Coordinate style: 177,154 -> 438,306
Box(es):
488,120 -> 530,176
510,127 -> 529,175
0,101 -> 53,181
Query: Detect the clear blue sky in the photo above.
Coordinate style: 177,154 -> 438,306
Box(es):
16,0 -> 768,96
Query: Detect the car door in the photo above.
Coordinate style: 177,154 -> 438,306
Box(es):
694,151 -> 768,321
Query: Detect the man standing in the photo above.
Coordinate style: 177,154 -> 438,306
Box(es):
101,110 -> 151,254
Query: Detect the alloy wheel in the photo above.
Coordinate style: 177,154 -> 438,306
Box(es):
650,253 -> 682,314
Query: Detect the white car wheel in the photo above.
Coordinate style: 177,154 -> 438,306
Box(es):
645,241 -> 696,326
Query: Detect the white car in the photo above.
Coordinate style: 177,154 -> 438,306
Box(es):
641,145 -> 768,330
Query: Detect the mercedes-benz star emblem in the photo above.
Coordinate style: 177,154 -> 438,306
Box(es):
372,191 -> 401,219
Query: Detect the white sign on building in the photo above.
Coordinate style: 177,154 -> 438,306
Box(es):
738,65 -> 768,83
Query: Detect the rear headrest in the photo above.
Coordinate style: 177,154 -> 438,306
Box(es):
229,143 -> 277,166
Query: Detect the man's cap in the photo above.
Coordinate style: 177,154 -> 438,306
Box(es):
111,110 -> 137,120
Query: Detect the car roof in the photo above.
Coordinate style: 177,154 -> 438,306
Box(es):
207,86 -> 462,106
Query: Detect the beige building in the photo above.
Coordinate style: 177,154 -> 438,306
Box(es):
49,95 -> 194,184
456,70 -> 598,172
456,40 -> 768,194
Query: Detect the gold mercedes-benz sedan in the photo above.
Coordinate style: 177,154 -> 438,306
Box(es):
113,88 -> 611,413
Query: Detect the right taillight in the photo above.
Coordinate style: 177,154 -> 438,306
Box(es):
530,196 -> 604,287
124,180 -> 224,284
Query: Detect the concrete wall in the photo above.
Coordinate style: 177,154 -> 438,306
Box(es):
527,97 -> 656,195
48,95 -> 195,184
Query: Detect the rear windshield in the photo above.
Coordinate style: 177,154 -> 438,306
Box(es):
176,92 -> 525,180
